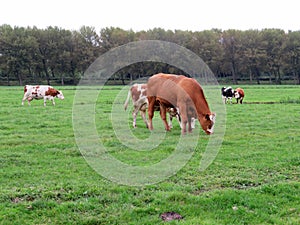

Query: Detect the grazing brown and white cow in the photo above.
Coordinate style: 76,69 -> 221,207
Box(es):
22,85 -> 64,106
124,83 -> 180,128
147,73 -> 215,135
234,87 -> 245,104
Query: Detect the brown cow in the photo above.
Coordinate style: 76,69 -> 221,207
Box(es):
234,88 -> 245,104
147,73 -> 215,135
124,83 -> 180,128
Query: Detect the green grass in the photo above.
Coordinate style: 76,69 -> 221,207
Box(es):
0,85 -> 299,224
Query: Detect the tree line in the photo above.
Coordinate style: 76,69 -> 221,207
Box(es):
1,24 -> 300,85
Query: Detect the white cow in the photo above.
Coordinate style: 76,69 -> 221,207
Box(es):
22,85 -> 64,106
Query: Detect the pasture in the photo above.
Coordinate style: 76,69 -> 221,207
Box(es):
0,85 -> 299,224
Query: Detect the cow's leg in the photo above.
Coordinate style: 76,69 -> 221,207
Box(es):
132,113 -> 137,128
132,107 -> 139,128
181,119 -> 188,134
168,115 -> 173,129
147,97 -> 156,130
21,96 -> 27,105
240,97 -> 243,104
176,113 -> 182,128
178,104 -> 187,134
191,117 -> 196,129
140,110 -> 148,128
43,97 -> 47,106
52,99 -> 55,106
225,97 -> 228,104
187,116 -> 193,133
222,96 -> 226,104
187,107 -> 195,133
159,105 -> 170,131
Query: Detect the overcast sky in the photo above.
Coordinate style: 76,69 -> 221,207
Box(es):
1,0 -> 299,32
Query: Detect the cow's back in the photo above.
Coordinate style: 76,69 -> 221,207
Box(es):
24,85 -> 34,94
147,74 -> 204,106
236,88 -> 244,97
147,73 -> 185,106
131,83 -> 147,102
24,85 -> 53,98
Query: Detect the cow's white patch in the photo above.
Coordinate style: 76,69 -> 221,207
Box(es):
207,113 -> 216,134
137,83 -> 143,92
191,117 -> 196,129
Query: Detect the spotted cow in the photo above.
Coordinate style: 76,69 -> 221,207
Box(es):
234,87 -> 245,104
221,86 -> 235,104
124,83 -> 180,128
22,85 -> 64,106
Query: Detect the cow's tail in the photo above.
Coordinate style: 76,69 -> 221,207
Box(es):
124,88 -> 131,111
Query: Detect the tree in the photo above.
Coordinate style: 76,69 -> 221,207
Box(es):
238,30 -> 266,84
99,27 -> 136,52
260,29 -> 285,84
0,25 -> 299,85
0,25 -> 39,85
219,30 -> 241,84
282,31 -> 300,84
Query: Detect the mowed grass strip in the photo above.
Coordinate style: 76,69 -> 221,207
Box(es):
0,85 -> 299,224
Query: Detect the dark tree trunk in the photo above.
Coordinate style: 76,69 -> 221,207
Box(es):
16,70 -> 23,86
255,67 -> 260,85
231,61 -> 237,84
6,73 -> 11,86
42,58 -> 50,85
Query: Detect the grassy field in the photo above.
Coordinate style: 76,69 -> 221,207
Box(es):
0,85 -> 299,224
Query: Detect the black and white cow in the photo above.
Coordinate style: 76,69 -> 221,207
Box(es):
221,86 -> 235,104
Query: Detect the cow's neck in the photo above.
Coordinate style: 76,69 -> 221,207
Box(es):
194,96 -> 211,118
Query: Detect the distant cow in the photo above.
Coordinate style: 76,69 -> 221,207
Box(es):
234,87 -> 245,104
22,85 -> 64,106
147,73 -> 215,135
124,83 -> 180,128
221,86 -> 235,104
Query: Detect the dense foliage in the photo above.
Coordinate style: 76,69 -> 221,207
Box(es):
1,25 -> 300,85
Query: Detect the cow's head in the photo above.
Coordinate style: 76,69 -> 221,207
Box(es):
221,87 -> 226,94
166,107 -> 178,117
56,90 -> 64,100
199,113 -> 216,135
234,91 -> 240,99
